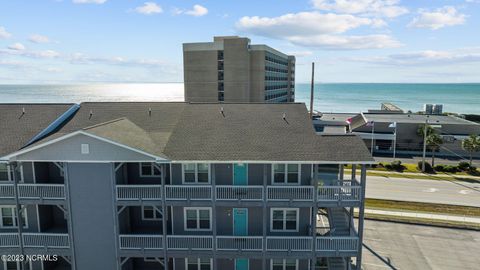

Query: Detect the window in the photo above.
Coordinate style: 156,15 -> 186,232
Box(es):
142,206 -> 162,221
272,164 -> 300,184
186,258 -> 212,270
270,208 -> 298,232
4,261 -> 31,270
0,207 -> 27,228
183,163 -> 210,184
184,208 -> 211,230
139,163 -> 161,177
271,259 -> 298,270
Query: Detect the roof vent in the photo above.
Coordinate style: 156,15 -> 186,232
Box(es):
220,107 -> 225,117
148,107 -> 152,117
282,112 -> 286,120
89,110 -> 93,119
22,107 -> 25,114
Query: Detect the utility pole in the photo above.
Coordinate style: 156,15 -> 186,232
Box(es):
309,62 -> 315,119
421,119 -> 428,172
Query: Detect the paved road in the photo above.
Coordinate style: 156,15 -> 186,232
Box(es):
373,155 -> 480,167
362,220 -> 480,270
366,175 -> 480,207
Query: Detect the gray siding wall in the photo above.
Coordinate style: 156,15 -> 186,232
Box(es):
66,162 -> 117,270
171,206 -> 309,237
224,38 -> 251,102
16,133 -> 157,162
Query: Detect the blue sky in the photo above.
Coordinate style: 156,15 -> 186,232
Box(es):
1,0 -> 479,83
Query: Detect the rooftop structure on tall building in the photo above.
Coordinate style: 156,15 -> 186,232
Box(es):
183,36 -> 295,103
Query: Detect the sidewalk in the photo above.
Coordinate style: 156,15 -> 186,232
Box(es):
360,208 -> 480,224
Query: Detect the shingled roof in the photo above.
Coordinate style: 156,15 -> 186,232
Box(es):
0,103 -> 75,157
4,102 -> 373,163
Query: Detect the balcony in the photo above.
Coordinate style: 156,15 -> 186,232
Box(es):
114,184 -> 361,206
0,184 -> 65,204
0,233 -> 70,255
116,185 -> 163,202
117,235 -> 359,257
119,235 -> 163,250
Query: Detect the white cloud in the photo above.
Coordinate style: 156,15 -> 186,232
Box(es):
237,12 -> 376,36
173,4 -> 209,17
311,0 -> 408,18
287,51 -> 314,57
346,47 -> 480,65
408,6 -> 466,30
0,26 -> 12,39
185,5 -> 208,17
0,48 -> 60,58
72,0 -> 107,4
289,34 -> 402,49
8,43 -> 26,51
69,52 -> 170,68
135,2 -> 163,15
236,12 -> 401,50
29,34 -> 50,43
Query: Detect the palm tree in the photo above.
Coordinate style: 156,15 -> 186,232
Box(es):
426,133 -> 443,167
417,124 -> 443,167
462,135 -> 480,166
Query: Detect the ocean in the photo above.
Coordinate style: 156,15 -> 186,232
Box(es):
0,83 -> 478,114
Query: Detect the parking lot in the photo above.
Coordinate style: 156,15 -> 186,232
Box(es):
362,220 -> 480,270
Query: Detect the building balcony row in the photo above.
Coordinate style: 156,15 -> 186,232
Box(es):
116,184 -> 362,206
0,183 -> 65,204
0,233 -> 70,256
119,235 -> 359,257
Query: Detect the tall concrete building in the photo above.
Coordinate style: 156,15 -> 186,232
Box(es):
183,36 -> 296,103
0,102 -> 372,270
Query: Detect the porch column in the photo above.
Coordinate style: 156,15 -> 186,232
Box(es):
351,164 -> 356,181
262,164 -> 268,270
356,165 -> 367,270
311,164 -> 319,270
161,164 -> 168,270
211,164 -> 217,270
339,163 -> 344,180
11,162 -> 26,269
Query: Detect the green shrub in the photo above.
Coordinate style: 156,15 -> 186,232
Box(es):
458,161 -> 471,171
418,161 -> 434,173
390,160 -> 404,172
434,165 -> 444,171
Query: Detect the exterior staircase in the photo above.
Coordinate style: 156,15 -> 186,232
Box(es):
326,207 -> 353,270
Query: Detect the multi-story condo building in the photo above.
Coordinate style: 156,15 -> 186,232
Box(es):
0,102 -> 372,270
183,36 -> 296,103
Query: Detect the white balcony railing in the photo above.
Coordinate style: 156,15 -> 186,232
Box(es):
116,185 -> 162,201
167,236 -> 213,250
114,235 -> 359,253
0,184 -> 15,199
0,184 -> 65,200
267,186 -> 314,201
165,186 -> 212,201
22,233 -> 69,248
216,186 -> 263,201
113,184 -> 361,203
317,186 -> 361,201
216,236 -> 263,251
0,233 -> 19,247
316,237 -> 358,252
119,235 -> 163,250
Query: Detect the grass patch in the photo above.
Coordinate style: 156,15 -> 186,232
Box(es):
361,213 -> 480,230
365,198 -> 480,217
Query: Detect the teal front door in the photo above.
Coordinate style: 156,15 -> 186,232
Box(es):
235,258 -> 249,270
233,208 -> 248,236
233,163 -> 247,185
